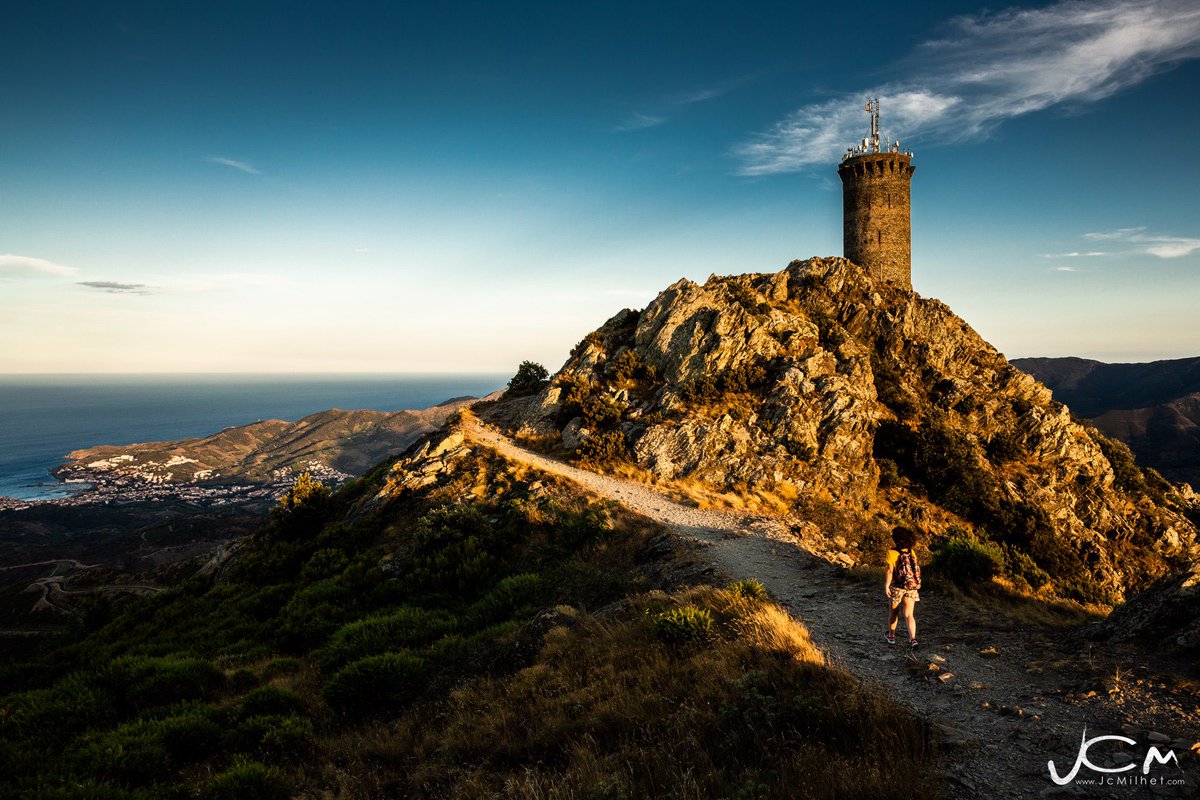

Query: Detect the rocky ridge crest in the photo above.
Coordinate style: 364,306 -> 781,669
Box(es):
494,257 -> 1198,602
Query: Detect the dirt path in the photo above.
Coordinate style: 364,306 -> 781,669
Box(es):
464,419 -> 1197,799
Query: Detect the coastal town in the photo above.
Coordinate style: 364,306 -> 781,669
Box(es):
0,457 -> 353,513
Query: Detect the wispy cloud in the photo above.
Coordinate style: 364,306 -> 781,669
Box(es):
205,156 -> 262,175
1040,251 -> 1107,258
615,79 -> 741,132
1082,227 -> 1147,241
77,280 -> 154,295
735,0 -> 1200,174
1083,227 -> 1200,257
1053,265 -> 1084,272
353,247 -> 370,254
0,254 -> 78,279
615,112 -> 668,132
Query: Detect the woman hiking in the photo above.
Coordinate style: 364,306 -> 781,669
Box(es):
884,525 -> 922,651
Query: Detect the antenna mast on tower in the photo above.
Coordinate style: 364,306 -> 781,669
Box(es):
866,98 -> 880,152
846,98 -> 890,159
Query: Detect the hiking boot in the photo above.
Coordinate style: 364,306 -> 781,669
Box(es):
885,631 -> 895,645
909,638 -> 919,651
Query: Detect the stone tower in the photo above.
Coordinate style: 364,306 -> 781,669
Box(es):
837,99 -> 914,289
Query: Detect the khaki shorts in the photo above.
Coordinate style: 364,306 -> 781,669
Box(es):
890,587 -> 920,605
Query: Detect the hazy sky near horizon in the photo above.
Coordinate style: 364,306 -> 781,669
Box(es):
2,0 -> 1198,373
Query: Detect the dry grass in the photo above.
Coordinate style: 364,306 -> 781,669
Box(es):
845,562 -> 1105,632
321,585 -> 936,800
939,576 -> 1105,629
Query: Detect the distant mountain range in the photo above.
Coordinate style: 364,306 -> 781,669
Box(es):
1013,356 -> 1200,487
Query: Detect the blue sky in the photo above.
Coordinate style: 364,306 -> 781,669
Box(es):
1,0 -> 1198,373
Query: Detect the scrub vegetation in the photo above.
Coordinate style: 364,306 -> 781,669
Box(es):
0,443 -> 935,799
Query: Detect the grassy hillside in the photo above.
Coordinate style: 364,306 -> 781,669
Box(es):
0,425 -> 935,800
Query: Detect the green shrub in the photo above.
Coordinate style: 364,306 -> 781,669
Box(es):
420,620 -> 524,682
1087,428 -> 1144,493
507,361 -> 550,397
274,471 -> 331,513
410,506 -> 506,597
238,686 -> 306,719
873,357 -> 919,419
783,437 -> 816,460
323,652 -> 427,717
579,429 -> 628,465
103,656 -> 225,714
257,714 -> 313,759
274,577 -> 358,650
70,725 -> 172,787
722,360 -> 769,394
728,282 -> 769,316
654,606 -> 714,643
728,579 -> 768,602
930,536 -> 1002,585
607,349 -> 656,383
22,780 -> 133,800
1000,544 -> 1051,590
1026,528 -> 1093,593
203,759 -> 290,800
466,573 -> 545,626
319,606 -> 455,673
580,393 -> 626,427
874,415 -> 1053,547
1086,428 -> 1169,504
0,672 -> 117,747
154,704 -> 228,761
876,457 -> 901,487
1144,467 -> 1172,503
679,358 -> 772,403
570,331 -> 603,357
679,375 -> 719,403
300,548 -> 349,582
233,713 -> 313,759
68,704 -> 226,787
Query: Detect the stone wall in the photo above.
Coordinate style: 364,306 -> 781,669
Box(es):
838,153 -> 914,289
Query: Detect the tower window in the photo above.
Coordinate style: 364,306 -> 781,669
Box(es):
877,230 -> 882,246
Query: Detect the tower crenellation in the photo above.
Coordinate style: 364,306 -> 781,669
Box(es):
838,99 -> 914,289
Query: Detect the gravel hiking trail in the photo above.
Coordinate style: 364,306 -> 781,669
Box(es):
464,418 -> 1198,799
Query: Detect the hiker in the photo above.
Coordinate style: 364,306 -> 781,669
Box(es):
884,525 -> 922,650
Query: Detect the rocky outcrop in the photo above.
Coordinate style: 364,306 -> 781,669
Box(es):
496,257 -> 1198,602
375,430 -> 473,496
1092,558 -> 1200,655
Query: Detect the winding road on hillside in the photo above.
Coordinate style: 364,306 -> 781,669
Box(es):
463,418 -> 1197,799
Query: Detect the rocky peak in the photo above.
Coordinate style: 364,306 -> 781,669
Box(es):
494,257 -> 1198,603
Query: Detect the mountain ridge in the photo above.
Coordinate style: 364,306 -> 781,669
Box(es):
480,256 -> 1198,604
52,397 -> 489,490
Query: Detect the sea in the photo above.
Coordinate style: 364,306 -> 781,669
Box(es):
0,374 -> 508,501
